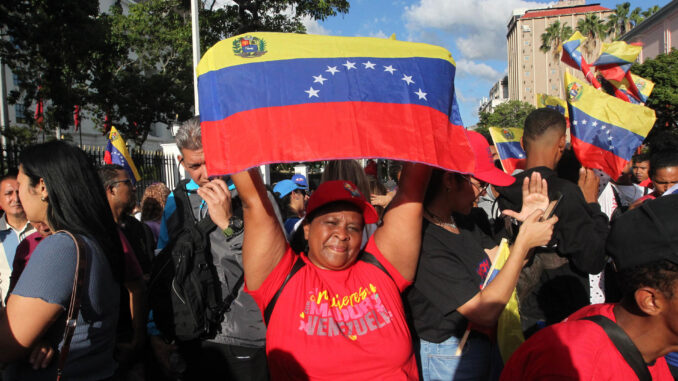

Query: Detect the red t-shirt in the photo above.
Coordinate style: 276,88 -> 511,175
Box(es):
501,303 -> 672,380
246,236 -> 417,381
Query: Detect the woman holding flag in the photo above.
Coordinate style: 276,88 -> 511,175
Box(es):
406,131 -> 558,381
232,162 -> 430,380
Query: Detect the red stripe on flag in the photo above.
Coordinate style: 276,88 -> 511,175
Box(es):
571,136 -> 628,179
501,158 -> 526,175
201,102 -> 474,175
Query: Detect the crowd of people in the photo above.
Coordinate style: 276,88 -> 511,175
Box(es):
0,108 -> 677,380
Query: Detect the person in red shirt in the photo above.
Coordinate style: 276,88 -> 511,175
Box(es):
501,195 -> 678,380
631,153 -> 651,187
629,150 -> 678,209
232,163 -> 430,380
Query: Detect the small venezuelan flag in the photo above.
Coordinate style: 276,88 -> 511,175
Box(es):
564,72 -> 656,179
488,127 -> 526,175
593,41 -> 642,83
197,32 -> 474,175
104,126 -> 141,183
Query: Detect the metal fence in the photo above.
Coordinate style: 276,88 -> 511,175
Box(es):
0,144 -> 180,201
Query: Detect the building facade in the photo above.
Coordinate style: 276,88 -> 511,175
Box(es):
506,0 -> 613,105
621,0 -> 678,63
478,75 -> 509,115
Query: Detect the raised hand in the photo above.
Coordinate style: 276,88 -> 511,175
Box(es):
502,172 -> 550,222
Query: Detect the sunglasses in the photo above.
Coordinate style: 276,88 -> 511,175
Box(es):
109,179 -> 133,188
293,189 -> 309,197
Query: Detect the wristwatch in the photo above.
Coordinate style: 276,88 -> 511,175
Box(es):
222,216 -> 244,238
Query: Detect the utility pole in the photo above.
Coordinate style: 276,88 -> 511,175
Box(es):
191,0 -> 200,116
0,58 -> 8,155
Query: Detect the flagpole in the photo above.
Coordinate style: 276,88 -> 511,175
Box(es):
191,0 -> 200,116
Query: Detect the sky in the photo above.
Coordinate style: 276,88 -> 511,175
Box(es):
300,0 -> 670,126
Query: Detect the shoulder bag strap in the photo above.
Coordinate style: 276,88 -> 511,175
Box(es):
359,251 -> 394,284
264,256 -> 306,326
55,231 -> 88,381
582,315 -> 652,381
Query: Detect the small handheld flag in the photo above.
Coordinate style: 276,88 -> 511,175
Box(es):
561,31 -> 601,88
488,127 -> 526,174
197,32 -> 474,175
104,126 -> 141,183
564,72 -> 656,179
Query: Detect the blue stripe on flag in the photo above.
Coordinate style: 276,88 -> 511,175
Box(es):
496,141 -> 525,160
198,57 -> 462,125
569,107 -> 645,161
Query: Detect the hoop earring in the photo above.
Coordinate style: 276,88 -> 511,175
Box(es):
41,196 -> 47,202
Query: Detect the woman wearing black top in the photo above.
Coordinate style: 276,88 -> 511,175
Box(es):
407,131 -> 557,381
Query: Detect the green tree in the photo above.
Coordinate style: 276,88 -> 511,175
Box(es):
630,49 -> 678,138
642,5 -> 660,19
0,0 -> 109,138
476,100 -> 536,138
576,13 -> 607,56
540,21 -> 574,59
630,6 -> 644,27
606,2 -> 632,39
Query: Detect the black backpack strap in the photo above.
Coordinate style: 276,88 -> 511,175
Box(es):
215,272 -> 245,317
359,251 -> 394,284
582,315 -> 651,381
264,255 -> 306,326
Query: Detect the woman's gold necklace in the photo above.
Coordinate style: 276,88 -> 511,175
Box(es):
425,208 -> 457,230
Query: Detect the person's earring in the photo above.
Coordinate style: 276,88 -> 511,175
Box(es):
41,196 -> 47,202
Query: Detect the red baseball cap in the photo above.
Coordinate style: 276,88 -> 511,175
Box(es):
466,130 -> 515,186
306,180 -> 379,224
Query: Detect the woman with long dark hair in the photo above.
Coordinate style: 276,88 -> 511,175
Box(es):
0,141 -> 123,380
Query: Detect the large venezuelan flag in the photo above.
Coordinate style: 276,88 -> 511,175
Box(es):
564,72 -> 656,179
488,127 -> 525,174
104,126 -> 141,183
197,33 -> 474,175
536,93 -> 569,121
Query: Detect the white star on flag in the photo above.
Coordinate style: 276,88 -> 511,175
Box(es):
582,119 -> 587,125
384,65 -> 396,74
415,88 -> 427,100
362,61 -> 376,69
313,75 -> 327,85
305,87 -> 319,98
402,75 -> 414,85
601,125 -> 607,129
573,120 -> 578,126
342,61 -> 356,70
592,121 -> 598,127
326,66 -> 339,75
608,136 -> 613,141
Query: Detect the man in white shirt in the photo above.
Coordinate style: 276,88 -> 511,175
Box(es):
0,170 -> 35,305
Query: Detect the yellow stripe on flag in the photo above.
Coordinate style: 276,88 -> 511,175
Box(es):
488,126 -> 524,144
495,238 -> 525,363
197,32 -> 455,76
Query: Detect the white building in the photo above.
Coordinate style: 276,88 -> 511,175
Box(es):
478,75 -> 510,115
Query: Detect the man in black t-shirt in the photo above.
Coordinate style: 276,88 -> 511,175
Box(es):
497,108 -> 609,337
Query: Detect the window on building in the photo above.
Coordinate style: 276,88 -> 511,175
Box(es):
12,74 -> 20,87
551,69 -> 557,75
525,87 -> 531,93
524,41 -> 530,46
525,71 -> 530,76
524,55 -> 530,61
15,104 -> 27,124
552,85 -> 558,91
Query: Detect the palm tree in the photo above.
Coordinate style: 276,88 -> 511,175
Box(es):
540,21 -> 574,59
576,14 -> 607,56
606,2 -> 631,39
642,5 -> 660,19
630,7 -> 644,28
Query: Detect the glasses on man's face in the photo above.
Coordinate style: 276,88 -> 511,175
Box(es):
294,189 -> 309,197
110,179 -> 133,188
463,175 -> 488,195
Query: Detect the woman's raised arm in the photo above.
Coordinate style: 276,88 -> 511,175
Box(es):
231,168 -> 288,290
374,163 -> 431,281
